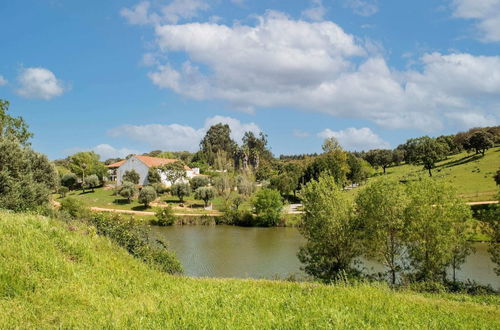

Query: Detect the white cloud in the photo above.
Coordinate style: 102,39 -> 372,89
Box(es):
344,0 -> 379,17
121,0 -> 209,25
132,12 -> 500,131
16,67 -> 65,100
302,0 -> 326,22
0,75 -> 7,86
318,127 -> 390,151
65,144 -> 139,160
445,112 -> 498,128
293,129 -> 310,138
108,116 -> 261,151
452,0 -> 500,42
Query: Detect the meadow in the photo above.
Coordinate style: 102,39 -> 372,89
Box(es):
0,211 -> 499,328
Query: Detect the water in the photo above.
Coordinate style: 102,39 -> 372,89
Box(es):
151,225 -> 499,289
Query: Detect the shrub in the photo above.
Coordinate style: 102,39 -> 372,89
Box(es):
151,182 -> 166,194
123,169 -> 140,185
194,186 -> 215,207
84,174 -> 100,192
147,167 -> 162,184
118,181 -> 137,203
61,173 -> 78,190
154,205 -> 176,226
252,188 -> 283,227
190,176 -> 209,191
60,197 -> 90,219
58,186 -> 69,198
139,186 -> 157,207
171,183 -> 191,203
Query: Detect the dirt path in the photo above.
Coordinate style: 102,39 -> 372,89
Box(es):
466,201 -> 499,206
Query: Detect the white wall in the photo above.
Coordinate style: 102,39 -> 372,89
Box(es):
117,157 -> 149,185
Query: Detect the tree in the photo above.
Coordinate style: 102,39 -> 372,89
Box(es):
68,152 -> 108,190
322,137 -> 342,153
154,205 -> 176,226
241,131 -> 272,169
118,181 -> 137,203
403,137 -> 448,176
0,99 -> 33,145
236,170 -> 255,196
487,206 -> 500,276
61,173 -> 78,190
495,169 -> 500,186
252,188 -> 283,226
298,174 -> 361,282
200,123 -> 237,166
190,176 -> 209,191
0,139 -> 58,211
160,161 -> 186,185
147,167 -> 162,184
58,186 -> 69,198
392,148 -> 405,165
302,148 -> 349,187
364,149 -> 393,174
123,169 -> 140,185
84,174 -> 100,192
194,187 -> 215,207
467,131 -> 494,156
356,178 -> 408,285
171,183 -> 191,203
404,178 -> 472,282
139,186 -> 157,207
347,154 -> 372,185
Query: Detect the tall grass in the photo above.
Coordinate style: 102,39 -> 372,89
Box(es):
0,211 -> 498,328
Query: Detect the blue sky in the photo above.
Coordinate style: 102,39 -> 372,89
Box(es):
0,0 -> 499,160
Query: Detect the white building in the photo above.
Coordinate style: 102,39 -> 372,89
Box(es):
107,155 -> 203,186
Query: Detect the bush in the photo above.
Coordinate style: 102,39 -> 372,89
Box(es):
147,167 -> 162,184
252,188 -> 283,227
61,173 -> 78,190
154,205 -> 176,226
118,181 -> 137,203
194,186 -> 215,207
58,186 -> 69,198
171,183 -> 191,203
139,186 -> 157,207
60,197 -> 90,219
151,182 -> 166,194
84,174 -> 100,192
190,176 -> 209,191
123,169 -> 140,185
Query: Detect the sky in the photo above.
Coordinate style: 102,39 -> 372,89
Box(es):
0,0 -> 499,160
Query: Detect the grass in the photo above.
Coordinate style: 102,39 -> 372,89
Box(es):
1,210 -> 499,328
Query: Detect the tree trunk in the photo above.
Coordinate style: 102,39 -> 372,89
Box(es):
428,167 -> 432,177
383,166 -> 386,174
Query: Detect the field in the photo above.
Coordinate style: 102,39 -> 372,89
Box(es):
0,211 -> 499,328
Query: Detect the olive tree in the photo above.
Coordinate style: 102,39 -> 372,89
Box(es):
171,183 -> 191,203
190,176 -> 209,191
84,174 -> 100,192
298,174 -> 361,282
160,161 -> 186,185
118,181 -> 137,203
252,188 -> 283,227
139,186 -> 157,207
123,169 -> 140,185
194,186 -> 215,207
356,178 -> 408,285
61,172 -> 78,190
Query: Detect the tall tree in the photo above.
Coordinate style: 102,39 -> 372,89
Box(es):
403,137 -> 448,176
200,123 -> 237,166
68,152 -> 108,182
159,161 -> 186,185
241,131 -> 271,169
0,99 -> 33,145
467,131 -> 494,156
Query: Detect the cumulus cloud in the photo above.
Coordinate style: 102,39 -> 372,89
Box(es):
452,0 -> 500,42
318,127 -> 390,151
344,0 -> 379,17
302,0 -> 327,22
0,75 -> 7,86
120,0 -> 209,25
445,112 -> 498,128
16,67 -> 65,100
108,116 -> 261,151
142,12 -> 500,131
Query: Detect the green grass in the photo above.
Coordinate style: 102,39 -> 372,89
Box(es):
349,147 -> 500,202
1,211 -> 499,328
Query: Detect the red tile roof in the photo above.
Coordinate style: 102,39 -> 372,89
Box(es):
107,155 -> 191,170
106,160 -> 126,168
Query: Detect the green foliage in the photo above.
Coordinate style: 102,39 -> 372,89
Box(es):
356,178 -> 408,284
298,175 -> 361,282
404,178 -> 473,282
68,152 -> 108,181
236,170 -> 255,196
154,205 -> 176,226
160,161 -> 186,185
171,183 -> 191,203
347,154 -> 372,185
495,169 -> 500,186
118,181 -> 137,203
123,169 -> 140,185
0,99 -> 33,145
147,167 -> 162,184
84,174 -> 100,192
0,139 -> 58,211
467,131 -> 494,156
61,172 -> 78,190
190,176 -> 209,191
252,188 -> 283,227
138,186 -> 157,207
401,137 -> 448,176
363,149 -> 393,174
200,123 -> 237,166
60,197 -> 90,219
302,148 -> 349,187
58,186 -> 69,198
194,186 -> 215,207
150,182 -> 166,194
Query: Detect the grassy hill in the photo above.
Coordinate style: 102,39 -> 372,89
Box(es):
364,147 -> 500,202
1,211 -> 498,328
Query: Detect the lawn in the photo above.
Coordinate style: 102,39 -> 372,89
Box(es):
1,211 -> 498,328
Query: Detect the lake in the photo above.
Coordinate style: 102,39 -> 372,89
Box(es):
151,225 -> 499,289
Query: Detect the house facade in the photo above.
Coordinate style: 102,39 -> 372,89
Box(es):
107,155 -> 202,186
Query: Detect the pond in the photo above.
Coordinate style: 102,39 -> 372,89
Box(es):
150,225 -> 499,289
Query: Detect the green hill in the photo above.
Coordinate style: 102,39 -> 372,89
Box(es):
366,147 -> 500,202
0,211 -> 498,328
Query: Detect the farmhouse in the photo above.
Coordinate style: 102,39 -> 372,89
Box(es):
107,155 -> 202,186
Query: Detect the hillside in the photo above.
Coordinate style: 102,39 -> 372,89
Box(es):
367,147 -> 500,202
0,211 -> 498,328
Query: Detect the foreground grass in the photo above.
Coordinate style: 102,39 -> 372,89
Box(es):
0,211 -> 498,328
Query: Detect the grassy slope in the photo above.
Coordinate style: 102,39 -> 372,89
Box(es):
0,211 -> 498,328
